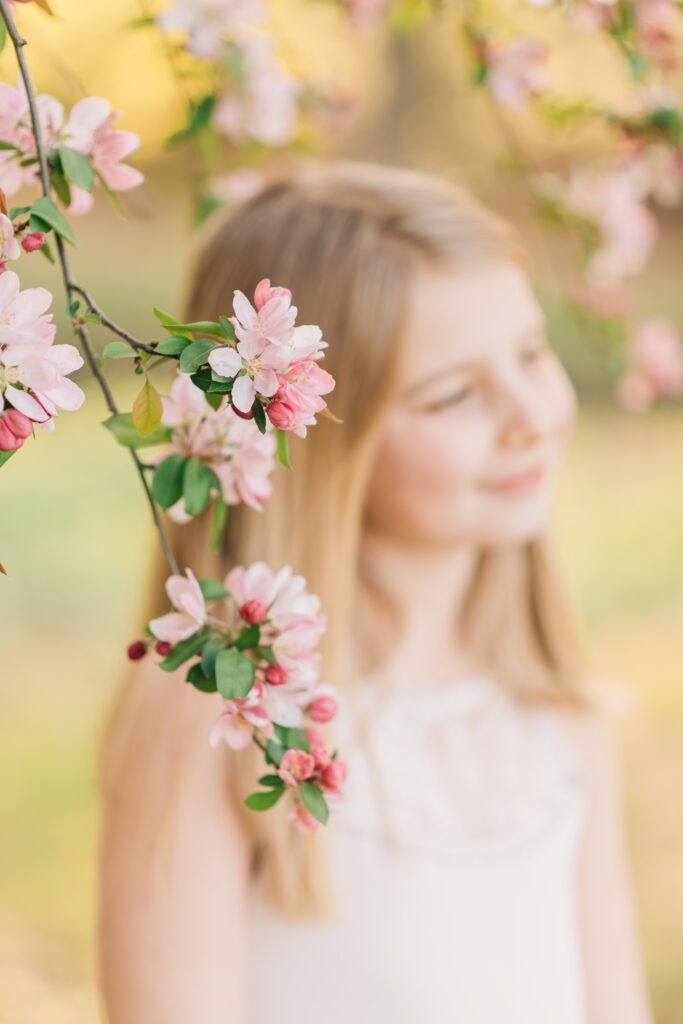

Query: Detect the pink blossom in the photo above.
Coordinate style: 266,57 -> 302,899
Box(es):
150,372 -> 276,519
0,271 -> 84,423
277,748 -> 316,786
0,214 -> 20,266
268,358 -> 335,438
319,759 -> 347,796
558,165 -> 657,286
617,317 -> 683,411
0,407 -> 33,451
485,38 -> 549,108
209,681 -> 274,749
212,37 -> 300,148
208,279 -> 327,415
635,0 -> 679,69
149,567 -> 207,642
288,799 -> 321,831
306,727 -> 333,771
156,0 -> 263,58
0,80 -> 142,211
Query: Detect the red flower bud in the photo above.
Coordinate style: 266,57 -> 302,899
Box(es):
126,640 -> 148,660
21,231 -> 46,253
239,599 -> 267,624
155,640 -> 172,656
308,695 -> 338,723
231,403 -> 254,420
266,400 -> 296,430
265,663 -> 288,686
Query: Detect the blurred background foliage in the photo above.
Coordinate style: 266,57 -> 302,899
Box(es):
0,1 -> 681,1021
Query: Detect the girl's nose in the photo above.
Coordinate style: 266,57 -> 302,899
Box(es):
498,384 -> 552,449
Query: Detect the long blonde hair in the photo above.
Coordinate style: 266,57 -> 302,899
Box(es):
99,160 -> 595,919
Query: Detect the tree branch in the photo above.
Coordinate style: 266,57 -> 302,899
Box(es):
0,0 -> 179,576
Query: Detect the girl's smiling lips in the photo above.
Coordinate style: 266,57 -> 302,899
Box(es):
479,462 -> 549,494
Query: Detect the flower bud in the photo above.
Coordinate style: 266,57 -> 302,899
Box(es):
266,400 -> 296,430
21,231 -> 46,253
155,640 -> 172,656
231,403 -> 254,420
265,663 -> 288,686
321,760 -> 347,795
126,639 -> 148,660
239,598 -> 267,624
308,695 -> 338,723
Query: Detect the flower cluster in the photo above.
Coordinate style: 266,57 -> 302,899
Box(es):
0,271 -> 84,451
147,372 -> 277,523
616,317 -> 683,412
127,560 -> 346,829
207,277 -> 335,437
0,77 -> 143,216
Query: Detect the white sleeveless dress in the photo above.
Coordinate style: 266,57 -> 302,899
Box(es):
246,671 -> 589,1023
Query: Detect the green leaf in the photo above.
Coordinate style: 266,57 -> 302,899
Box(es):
0,449 -> 17,468
152,454 -> 187,508
102,412 -> 172,449
67,299 -> 80,318
274,725 -> 310,752
50,165 -> 72,208
0,143 -> 20,155
132,377 -> 163,435
257,774 -> 285,788
252,400 -> 267,435
206,379 -> 234,394
189,94 -> 216,132
235,623 -> 260,650
0,21 -> 8,55
275,427 -> 291,469
59,146 -> 95,192
179,338 -> 218,373
190,367 -> 213,391
9,206 -> 31,219
218,316 -> 236,340
255,645 -> 277,666
30,196 -> 77,245
200,638 -> 225,678
198,578 -> 229,601
159,631 -> 207,672
210,491 -> 228,553
186,662 -> 217,693
155,335 -> 191,356
153,306 -> 229,339
102,341 -> 137,360
265,740 -> 284,767
244,788 -> 284,811
40,241 -> 55,264
215,647 -> 255,699
182,458 -> 216,515
299,781 -> 329,825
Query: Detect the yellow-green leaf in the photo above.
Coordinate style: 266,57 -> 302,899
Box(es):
132,377 -> 163,436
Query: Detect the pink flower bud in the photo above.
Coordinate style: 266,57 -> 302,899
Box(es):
320,759 -> 347,796
126,640 -> 148,660
266,400 -> 297,430
155,640 -> 172,656
265,663 -> 289,686
239,598 -> 267,624
0,409 -> 33,450
308,695 -> 338,723
254,278 -> 291,311
278,748 -> 316,786
21,231 -> 46,253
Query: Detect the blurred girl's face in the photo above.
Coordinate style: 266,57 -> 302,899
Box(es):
363,260 -> 577,547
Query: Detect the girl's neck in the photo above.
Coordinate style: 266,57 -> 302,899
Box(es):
354,529 -> 485,691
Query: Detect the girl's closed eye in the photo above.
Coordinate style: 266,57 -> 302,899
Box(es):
520,340 -> 551,366
424,382 -> 476,412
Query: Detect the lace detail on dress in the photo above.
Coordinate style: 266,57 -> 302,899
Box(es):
330,673 -> 587,860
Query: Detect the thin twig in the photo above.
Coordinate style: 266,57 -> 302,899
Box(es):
0,0 -> 179,576
69,284 -> 177,358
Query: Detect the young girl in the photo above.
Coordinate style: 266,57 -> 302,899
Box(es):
97,161 -> 654,1023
